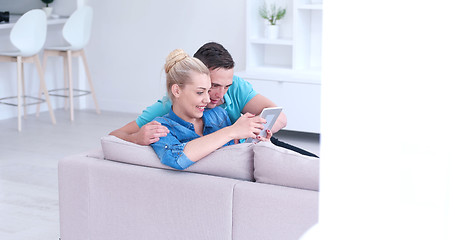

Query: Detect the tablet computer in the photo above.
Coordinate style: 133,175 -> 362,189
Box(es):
245,107 -> 283,143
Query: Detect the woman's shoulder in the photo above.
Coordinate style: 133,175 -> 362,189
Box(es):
152,114 -> 174,127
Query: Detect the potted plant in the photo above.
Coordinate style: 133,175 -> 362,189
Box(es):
259,2 -> 286,39
41,0 -> 54,18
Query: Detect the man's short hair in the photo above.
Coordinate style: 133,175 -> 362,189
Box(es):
193,42 -> 235,70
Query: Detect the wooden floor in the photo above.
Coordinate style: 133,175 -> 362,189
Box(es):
0,109 -> 319,240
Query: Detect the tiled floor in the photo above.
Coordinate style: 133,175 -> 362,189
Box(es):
0,109 -> 319,239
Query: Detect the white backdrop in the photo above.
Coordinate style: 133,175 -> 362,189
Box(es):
303,0 -> 455,239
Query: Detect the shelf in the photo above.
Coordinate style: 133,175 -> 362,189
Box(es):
244,0 -> 322,133
238,68 -> 321,85
246,0 -> 323,77
296,4 -> 323,10
0,14 -> 68,30
250,38 -> 293,46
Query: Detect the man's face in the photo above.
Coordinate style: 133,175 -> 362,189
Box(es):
206,68 -> 234,109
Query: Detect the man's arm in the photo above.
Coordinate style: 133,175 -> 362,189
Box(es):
109,120 -> 169,145
241,94 -> 287,133
110,96 -> 172,145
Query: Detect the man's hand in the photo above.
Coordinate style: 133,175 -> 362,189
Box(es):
134,121 -> 170,145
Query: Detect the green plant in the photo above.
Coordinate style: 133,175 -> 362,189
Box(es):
41,0 -> 54,7
259,2 -> 286,25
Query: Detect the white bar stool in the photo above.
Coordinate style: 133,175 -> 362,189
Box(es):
39,6 -> 100,121
0,9 -> 56,132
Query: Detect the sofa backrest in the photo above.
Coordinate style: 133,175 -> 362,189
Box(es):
101,135 -> 255,181
253,141 -> 320,191
100,136 -> 320,191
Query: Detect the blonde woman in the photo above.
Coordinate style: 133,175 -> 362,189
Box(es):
151,49 -> 268,170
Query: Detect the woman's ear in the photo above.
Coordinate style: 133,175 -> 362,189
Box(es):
171,84 -> 181,99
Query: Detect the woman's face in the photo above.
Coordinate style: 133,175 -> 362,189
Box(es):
172,71 -> 211,122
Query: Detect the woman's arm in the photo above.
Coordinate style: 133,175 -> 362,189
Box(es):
152,113 -> 265,170
184,113 -> 265,161
110,96 -> 172,145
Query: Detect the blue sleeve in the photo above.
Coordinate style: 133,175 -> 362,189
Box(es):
212,107 -> 235,146
151,118 -> 195,170
224,112 -> 235,146
151,134 -> 195,170
136,96 -> 172,128
213,106 -> 232,126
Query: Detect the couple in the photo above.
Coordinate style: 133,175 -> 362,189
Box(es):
110,42 -> 317,170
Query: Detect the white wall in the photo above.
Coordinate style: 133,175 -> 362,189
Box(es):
303,0 -> 455,239
1,0 -> 245,120
84,0 -> 246,115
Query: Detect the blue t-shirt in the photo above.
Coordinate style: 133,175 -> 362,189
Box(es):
151,107 -> 234,170
136,75 -> 257,128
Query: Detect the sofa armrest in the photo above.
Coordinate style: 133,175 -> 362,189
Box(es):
58,154 -> 92,240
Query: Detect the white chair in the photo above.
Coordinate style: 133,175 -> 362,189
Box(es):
40,6 -> 100,121
0,9 -> 56,132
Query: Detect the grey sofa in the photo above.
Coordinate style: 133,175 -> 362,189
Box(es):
58,136 -> 319,240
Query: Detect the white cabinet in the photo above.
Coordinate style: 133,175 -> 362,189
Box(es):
239,0 -> 322,133
246,79 -> 321,133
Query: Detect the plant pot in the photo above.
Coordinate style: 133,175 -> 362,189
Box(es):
265,25 -> 279,39
42,7 -> 53,18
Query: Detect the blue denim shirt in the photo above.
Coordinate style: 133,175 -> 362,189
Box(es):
151,106 -> 234,170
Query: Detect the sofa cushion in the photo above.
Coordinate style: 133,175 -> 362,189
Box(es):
100,135 -> 255,181
253,141 -> 319,191
85,148 -> 104,159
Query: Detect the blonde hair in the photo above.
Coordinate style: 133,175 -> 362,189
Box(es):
164,49 -> 210,100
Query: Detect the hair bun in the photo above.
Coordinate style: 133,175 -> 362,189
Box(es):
165,49 -> 189,73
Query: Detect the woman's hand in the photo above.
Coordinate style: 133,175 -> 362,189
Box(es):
228,113 -> 266,140
256,129 -> 272,142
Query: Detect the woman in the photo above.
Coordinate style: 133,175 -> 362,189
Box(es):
151,49 -> 269,170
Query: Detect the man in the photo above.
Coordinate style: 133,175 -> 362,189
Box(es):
110,42 -> 317,157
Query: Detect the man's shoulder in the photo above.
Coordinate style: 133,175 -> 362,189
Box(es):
232,75 -> 246,86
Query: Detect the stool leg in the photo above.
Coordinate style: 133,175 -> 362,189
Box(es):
34,55 -> 56,125
67,51 -> 74,121
63,53 -> 69,110
21,61 -> 27,119
37,51 -> 48,116
16,57 -> 22,132
81,50 -> 100,114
